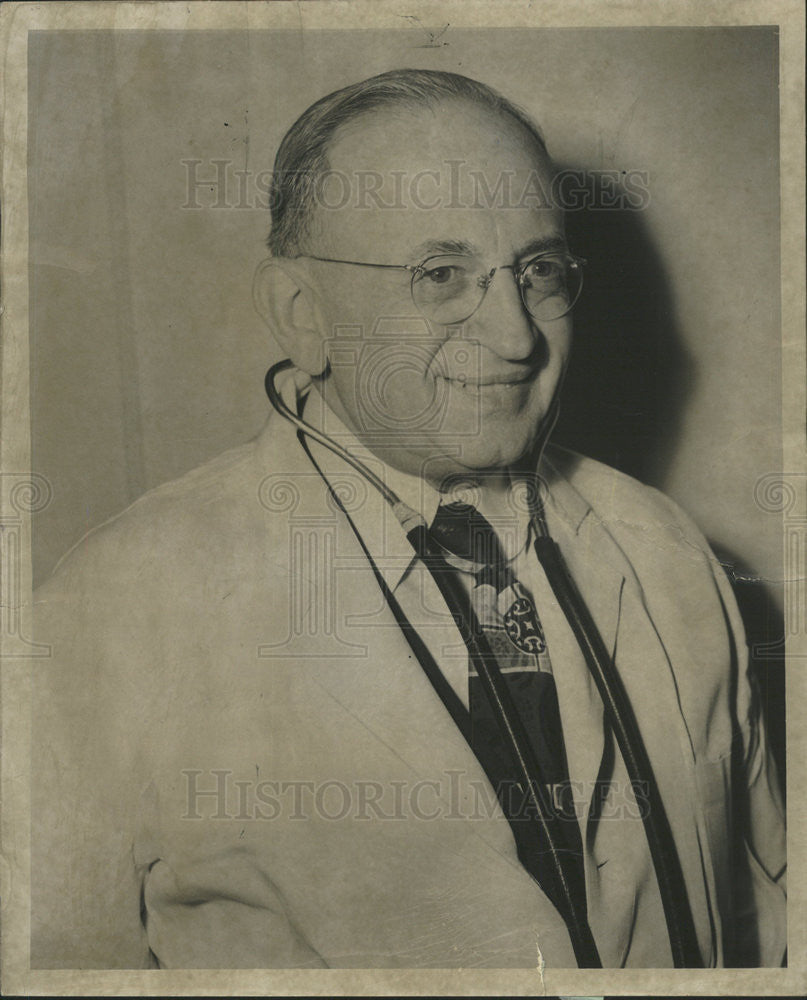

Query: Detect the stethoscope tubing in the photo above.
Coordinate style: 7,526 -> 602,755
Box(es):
532,535 -> 703,967
265,359 -> 703,968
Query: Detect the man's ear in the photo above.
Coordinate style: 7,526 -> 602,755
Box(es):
252,257 -> 327,376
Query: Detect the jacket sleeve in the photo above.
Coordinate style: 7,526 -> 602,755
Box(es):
30,545 -> 155,969
710,551 -> 787,966
652,486 -> 787,966
30,520 -> 329,970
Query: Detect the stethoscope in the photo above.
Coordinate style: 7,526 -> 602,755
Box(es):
265,358 -> 703,969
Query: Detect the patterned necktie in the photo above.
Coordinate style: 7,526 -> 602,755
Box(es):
429,501 -> 585,890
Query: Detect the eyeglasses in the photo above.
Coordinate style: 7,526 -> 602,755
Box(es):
300,249 -> 586,325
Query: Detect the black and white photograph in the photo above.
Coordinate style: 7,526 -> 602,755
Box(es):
1,1 -> 804,995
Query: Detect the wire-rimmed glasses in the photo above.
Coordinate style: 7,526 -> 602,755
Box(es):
301,250 -> 586,325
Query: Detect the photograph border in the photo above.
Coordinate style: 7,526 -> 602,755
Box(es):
2,1 -> 804,995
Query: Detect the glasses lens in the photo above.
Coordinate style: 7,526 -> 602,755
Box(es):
411,254 -> 487,325
520,253 -> 584,321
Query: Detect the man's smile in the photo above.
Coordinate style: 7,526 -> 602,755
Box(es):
435,366 -> 539,395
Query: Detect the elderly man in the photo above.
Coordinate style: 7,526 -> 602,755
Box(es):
32,69 -> 785,970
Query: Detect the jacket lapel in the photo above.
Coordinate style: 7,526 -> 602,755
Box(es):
541,450 -> 715,963
540,451 -> 626,827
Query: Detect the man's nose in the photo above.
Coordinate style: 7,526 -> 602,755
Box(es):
466,268 -> 537,361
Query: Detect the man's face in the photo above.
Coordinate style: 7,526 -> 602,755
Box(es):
300,100 -> 572,489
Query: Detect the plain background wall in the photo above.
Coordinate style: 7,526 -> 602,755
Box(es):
28,28 -> 782,600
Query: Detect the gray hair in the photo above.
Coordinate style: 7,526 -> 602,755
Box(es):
266,68 -> 547,257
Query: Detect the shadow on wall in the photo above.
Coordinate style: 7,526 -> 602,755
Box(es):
552,167 -> 692,485
552,170 -> 785,796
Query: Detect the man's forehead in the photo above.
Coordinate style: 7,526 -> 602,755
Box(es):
313,101 -> 562,259
325,99 -> 550,178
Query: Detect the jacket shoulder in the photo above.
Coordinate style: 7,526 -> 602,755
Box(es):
38,435 -> 266,598
543,443 -> 707,542
544,444 -> 745,658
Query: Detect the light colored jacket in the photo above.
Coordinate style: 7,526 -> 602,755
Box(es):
31,409 -> 786,969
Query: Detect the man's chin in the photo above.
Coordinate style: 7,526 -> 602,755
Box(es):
418,442 -> 536,487
453,423 -> 551,471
